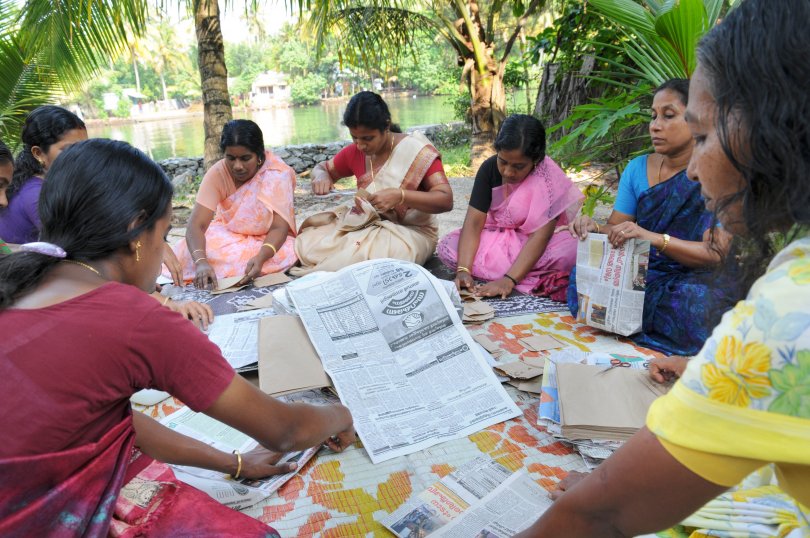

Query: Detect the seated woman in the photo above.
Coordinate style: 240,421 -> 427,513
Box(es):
437,115 -> 583,300
172,119 -> 297,290
520,2 -> 810,535
0,105 -> 87,244
567,79 -> 739,356
0,139 -> 355,536
292,91 -> 453,274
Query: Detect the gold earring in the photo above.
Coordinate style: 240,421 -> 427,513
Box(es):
135,240 -> 142,262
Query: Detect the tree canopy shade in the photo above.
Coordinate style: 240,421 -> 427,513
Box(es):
0,0 -> 148,147
302,0 -> 546,166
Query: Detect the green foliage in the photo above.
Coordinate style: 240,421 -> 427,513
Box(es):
549,86 -> 651,174
438,143 -> 473,178
115,98 -> 132,119
581,184 -> 616,218
291,73 -> 327,105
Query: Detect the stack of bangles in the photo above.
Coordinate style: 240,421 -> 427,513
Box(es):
231,450 -> 243,480
457,266 -> 471,274
192,248 -> 206,265
263,242 -> 277,256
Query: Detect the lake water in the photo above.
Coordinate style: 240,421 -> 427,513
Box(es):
87,91 -> 531,160
87,94 -> 459,161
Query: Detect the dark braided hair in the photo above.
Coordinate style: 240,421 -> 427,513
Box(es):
220,119 -> 266,165
8,105 -> 86,202
343,91 -> 402,133
653,78 -> 689,106
0,139 -> 12,166
494,114 -> 546,162
0,139 -> 172,309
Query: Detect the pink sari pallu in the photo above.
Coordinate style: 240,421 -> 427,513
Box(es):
0,419 -> 135,538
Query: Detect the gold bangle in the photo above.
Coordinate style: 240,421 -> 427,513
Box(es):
262,243 -> 277,256
193,257 -> 207,265
594,222 -> 601,233
232,450 -> 243,479
191,248 -> 205,256
162,296 -> 170,306
399,188 -> 406,205
660,233 -> 671,253
456,266 -> 471,274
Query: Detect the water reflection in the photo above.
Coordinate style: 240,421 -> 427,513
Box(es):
87,95 -> 458,160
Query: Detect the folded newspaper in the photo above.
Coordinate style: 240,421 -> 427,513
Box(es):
382,456 -> 551,537
159,407 -> 318,510
573,233 -> 650,336
287,259 -> 521,464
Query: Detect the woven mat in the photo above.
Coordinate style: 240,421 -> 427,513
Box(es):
136,311 -> 666,537
423,255 -> 569,318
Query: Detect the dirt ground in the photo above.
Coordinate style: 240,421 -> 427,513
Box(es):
168,166 -> 616,243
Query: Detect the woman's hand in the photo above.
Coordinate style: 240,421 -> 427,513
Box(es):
243,254 -> 267,283
238,446 -> 299,480
169,300 -> 214,330
550,470 -> 588,501
367,188 -> 403,213
163,243 -> 183,286
569,215 -> 598,240
649,356 -> 689,384
323,425 -> 357,453
476,276 -> 515,299
194,260 -> 217,290
607,221 -> 653,248
455,271 -> 475,292
311,176 -> 333,195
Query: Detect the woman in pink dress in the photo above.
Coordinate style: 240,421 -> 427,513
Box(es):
437,115 -> 583,300
172,119 -> 297,289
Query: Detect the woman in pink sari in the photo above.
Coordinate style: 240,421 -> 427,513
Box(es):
438,115 -> 583,300
172,120 -> 297,289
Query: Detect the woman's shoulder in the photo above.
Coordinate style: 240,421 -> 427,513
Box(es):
624,154 -> 649,175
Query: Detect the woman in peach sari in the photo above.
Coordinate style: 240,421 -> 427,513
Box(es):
171,120 -> 297,289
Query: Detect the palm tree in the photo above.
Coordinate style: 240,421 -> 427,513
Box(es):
303,0 -> 547,166
144,16 -> 191,103
0,0 -> 148,147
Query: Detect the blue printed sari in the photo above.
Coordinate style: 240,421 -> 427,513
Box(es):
568,170 -> 739,355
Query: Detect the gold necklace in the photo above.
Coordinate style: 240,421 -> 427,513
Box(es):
656,155 -> 665,186
65,259 -> 102,278
369,133 -> 395,184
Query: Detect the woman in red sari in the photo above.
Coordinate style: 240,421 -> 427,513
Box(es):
0,139 -> 355,536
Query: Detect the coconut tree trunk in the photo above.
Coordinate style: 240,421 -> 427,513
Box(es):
159,71 -> 168,102
131,51 -> 141,93
469,58 -> 506,171
194,0 -> 232,171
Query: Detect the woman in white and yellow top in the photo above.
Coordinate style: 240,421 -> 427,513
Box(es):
519,0 -> 810,535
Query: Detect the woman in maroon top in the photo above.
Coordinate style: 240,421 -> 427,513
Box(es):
0,139 -> 355,536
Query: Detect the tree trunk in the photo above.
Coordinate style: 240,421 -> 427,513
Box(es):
131,53 -> 141,93
469,58 -> 505,171
160,71 -> 168,102
194,0 -> 232,171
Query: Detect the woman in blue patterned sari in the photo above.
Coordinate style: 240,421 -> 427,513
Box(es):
567,79 -> 740,356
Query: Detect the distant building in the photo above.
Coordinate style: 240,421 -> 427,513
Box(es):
251,71 -> 291,109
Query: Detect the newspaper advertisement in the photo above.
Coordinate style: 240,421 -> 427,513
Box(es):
382,457 -> 513,536
287,259 -> 521,464
205,308 -> 275,370
573,233 -> 650,336
160,407 -> 318,510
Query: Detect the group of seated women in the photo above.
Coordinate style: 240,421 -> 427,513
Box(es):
2,0 -> 807,533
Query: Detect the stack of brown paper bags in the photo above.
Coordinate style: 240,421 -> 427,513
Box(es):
556,363 -> 669,441
210,275 -> 250,295
253,272 -> 292,288
463,300 -> 495,323
258,315 -> 332,396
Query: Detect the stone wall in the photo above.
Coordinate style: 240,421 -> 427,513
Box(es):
158,121 -> 469,187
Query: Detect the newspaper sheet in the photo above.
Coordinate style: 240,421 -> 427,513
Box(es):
573,233 -> 650,336
205,308 -> 275,370
436,471 -> 551,537
382,456 -> 512,536
287,259 -> 521,464
160,407 -> 318,510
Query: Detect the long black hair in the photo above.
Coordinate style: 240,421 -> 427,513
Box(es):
343,91 -> 402,133
220,119 -> 266,165
653,78 -> 689,106
0,139 -> 12,166
494,114 -> 546,162
8,105 -> 86,202
0,139 -> 173,309
698,0 -> 810,285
